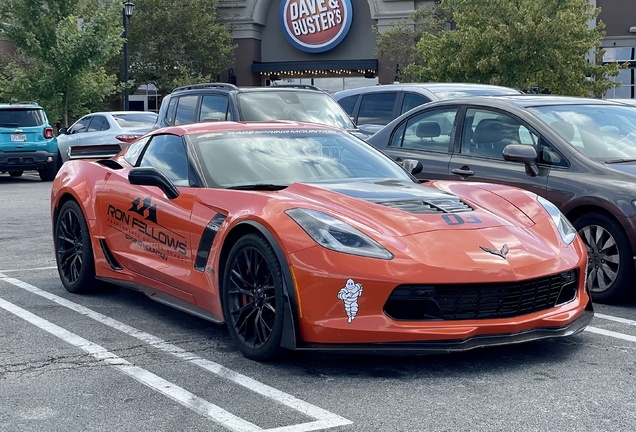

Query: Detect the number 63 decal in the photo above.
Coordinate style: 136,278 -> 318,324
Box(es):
442,214 -> 482,225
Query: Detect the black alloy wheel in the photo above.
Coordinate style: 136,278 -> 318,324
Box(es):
222,233 -> 285,361
574,212 -> 634,303
54,201 -> 98,293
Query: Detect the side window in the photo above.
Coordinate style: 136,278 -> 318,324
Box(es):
400,108 -> 458,153
69,117 -> 91,134
165,97 -> 177,125
124,136 -> 150,166
87,116 -> 110,132
138,134 -> 189,186
357,93 -> 397,125
540,137 -> 568,167
337,95 -> 358,116
389,122 -> 406,147
174,95 -> 198,125
401,93 -> 431,115
199,95 -> 229,121
462,109 -> 529,160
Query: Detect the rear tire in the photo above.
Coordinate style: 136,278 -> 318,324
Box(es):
54,201 -> 98,294
39,164 -> 57,181
573,212 -> 634,303
221,233 -> 285,361
9,171 -> 23,177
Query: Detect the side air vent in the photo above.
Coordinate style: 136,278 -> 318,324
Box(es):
376,198 -> 473,214
99,238 -> 123,270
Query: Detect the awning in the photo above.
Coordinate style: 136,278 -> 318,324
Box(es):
251,59 -> 378,78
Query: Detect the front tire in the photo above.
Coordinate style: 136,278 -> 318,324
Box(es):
54,200 -> 98,294
574,212 -> 634,303
221,233 -> 285,361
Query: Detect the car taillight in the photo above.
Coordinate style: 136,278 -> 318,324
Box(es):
44,127 -> 54,139
116,134 -> 141,143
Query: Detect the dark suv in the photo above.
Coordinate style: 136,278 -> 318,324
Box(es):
0,102 -> 59,181
154,83 -> 366,137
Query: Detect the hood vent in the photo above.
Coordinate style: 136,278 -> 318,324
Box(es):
375,198 -> 473,214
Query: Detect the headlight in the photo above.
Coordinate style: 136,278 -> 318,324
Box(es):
537,196 -> 576,244
285,208 -> 394,259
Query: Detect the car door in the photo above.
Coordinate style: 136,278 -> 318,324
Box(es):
76,115 -> 111,147
448,107 -> 549,197
382,107 -> 459,181
100,133 -> 198,302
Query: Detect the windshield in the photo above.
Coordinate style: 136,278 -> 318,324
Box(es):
188,128 -> 413,188
113,113 -> 158,128
528,104 -> 636,161
236,91 -> 356,129
432,87 -> 521,100
0,109 -> 45,127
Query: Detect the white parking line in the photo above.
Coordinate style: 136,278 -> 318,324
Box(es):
594,313 -> 636,327
0,296 -> 261,432
0,266 -> 57,273
0,274 -> 352,432
585,326 -> 636,343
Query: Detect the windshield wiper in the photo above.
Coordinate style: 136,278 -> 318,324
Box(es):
227,184 -> 288,191
604,158 -> 636,164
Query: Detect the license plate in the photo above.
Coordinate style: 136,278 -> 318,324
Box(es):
11,134 -> 26,142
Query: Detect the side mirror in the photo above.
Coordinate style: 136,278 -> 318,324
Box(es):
58,127 -> 68,135
503,144 -> 539,176
128,167 -> 180,199
399,158 -> 423,176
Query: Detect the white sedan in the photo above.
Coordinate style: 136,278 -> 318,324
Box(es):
57,111 -> 157,162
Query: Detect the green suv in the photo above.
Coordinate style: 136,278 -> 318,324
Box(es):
0,102 -> 59,181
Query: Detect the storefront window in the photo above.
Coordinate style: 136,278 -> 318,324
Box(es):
271,77 -> 378,93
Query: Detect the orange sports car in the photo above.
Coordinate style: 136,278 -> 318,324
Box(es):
50,121 -> 593,361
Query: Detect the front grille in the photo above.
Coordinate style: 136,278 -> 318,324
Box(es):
384,269 -> 578,321
376,197 -> 473,214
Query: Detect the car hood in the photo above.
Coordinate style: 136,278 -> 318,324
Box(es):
280,179 -> 534,238
604,161 -> 636,177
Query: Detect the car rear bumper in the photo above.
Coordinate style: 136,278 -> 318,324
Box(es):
0,150 -> 57,172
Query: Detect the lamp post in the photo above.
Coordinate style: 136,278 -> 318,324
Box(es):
123,1 -> 135,111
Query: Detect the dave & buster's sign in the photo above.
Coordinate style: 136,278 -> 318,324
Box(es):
279,0 -> 353,53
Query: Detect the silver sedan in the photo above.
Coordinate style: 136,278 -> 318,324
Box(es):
57,111 -> 157,162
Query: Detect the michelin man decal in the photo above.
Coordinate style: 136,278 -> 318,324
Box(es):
337,279 -> 363,323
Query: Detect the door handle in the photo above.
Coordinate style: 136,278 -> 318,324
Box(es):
451,168 -> 475,179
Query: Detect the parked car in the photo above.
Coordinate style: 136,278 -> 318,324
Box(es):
333,83 -> 523,134
154,83 -> 369,138
50,120 -> 592,361
57,111 -> 158,162
367,94 -> 636,303
0,101 -> 59,181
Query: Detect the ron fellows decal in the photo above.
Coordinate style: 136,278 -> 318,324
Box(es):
480,244 -> 510,260
106,196 -> 188,263
337,278 -> 363,323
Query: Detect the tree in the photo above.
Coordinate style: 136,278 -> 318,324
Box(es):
379,0 -> 622,97
126,0 -> 235,96
0,0 -> 124,126
374,4 -> 452,82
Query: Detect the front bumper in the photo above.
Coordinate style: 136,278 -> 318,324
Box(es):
295,307 -> 594,353
0,150 -> 57,172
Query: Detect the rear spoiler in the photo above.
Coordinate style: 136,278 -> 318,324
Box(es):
67,144 -> 124,160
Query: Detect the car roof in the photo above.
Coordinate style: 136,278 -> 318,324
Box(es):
453,94 -> 626,108
169,83 -> 325,96
0,102 -> 43,109
158,120 -> 342,136
333,82 -> 521,98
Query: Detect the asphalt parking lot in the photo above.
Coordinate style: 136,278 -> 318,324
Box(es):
1,173 -> 635,432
